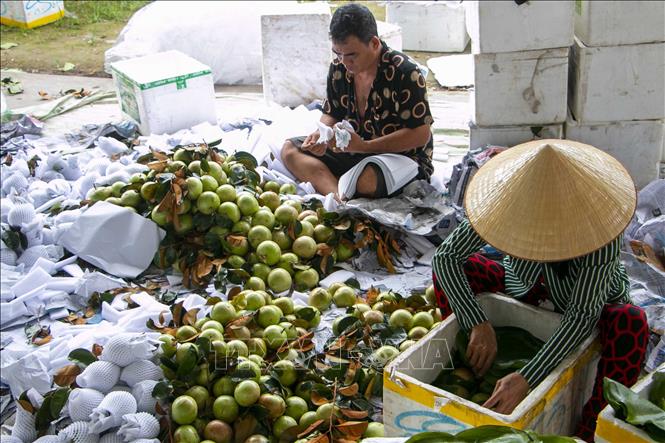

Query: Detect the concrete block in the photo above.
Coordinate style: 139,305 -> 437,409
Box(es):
110,50 -> 217,135
469,121 -> 563,150
569,38 -> 665,123
386,1 -> 468,52
575,0 -> 665,47
378,20 -> 403,52
565,114 -> 664,189
261,12 -> 332,107
465,0 -> 574,54
0,0 -> 64,29
472,47 -> 569,126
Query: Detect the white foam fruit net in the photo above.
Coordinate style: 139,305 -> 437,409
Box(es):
57,421 -> 100,443
10,403 -> 37,443
98,433 -> 124,443
67,388 -> 105,422
75,361 -> 121,393
1,435 -> 25,443
131,380 -> 158,413
100,333 -> 159,367
88,391 -> 137,434
117,412 -> 160,440
120,360 -> 164,387
32,437 -> 60,443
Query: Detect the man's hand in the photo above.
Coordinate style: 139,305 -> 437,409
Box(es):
482,372 -> 529,414
467,321 -> 497,376
301,131 -> 328,157
342,131 -> 368,153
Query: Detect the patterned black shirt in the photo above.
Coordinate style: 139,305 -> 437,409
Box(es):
322,41 -> 435,179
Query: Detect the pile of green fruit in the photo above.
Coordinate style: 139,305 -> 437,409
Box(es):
432,327 -> 544,405
85,144 -> 356,288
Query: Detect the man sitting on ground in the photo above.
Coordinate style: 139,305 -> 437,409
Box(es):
280,4 -> 434,200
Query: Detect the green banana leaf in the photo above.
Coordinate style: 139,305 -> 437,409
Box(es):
603,377 -> 665,442
404,425 -> 576,442
649,371 -> 665,410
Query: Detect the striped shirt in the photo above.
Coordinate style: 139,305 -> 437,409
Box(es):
432,219 -> 630,387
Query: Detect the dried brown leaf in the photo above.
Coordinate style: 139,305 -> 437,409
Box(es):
335,421 -> 368,438
306,434 -> 330,443
298,419 -> 325,437
54,364 -> 81,387
92,344 -> 103,357
338,383 -> 359,397
340,409 -> 368,419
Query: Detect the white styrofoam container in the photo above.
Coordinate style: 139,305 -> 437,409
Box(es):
469,121 -> 563,150
110,50 -> 217,136
261,12 -> 332,107
0,0 -> 64,28
574,0 -> 665,47
384,294 -> 600,437
385,1 -> 469,53
378,20 -> 403,52
569,38 -> 665,123
565,113 -> 664,190
464,0 -> 574,54
472,47 -> 569,126
595,363 -> 665,443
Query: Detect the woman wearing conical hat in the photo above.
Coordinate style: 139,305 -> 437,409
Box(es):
431,140 -> 648,441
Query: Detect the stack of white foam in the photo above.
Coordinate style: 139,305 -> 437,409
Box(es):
464,1 -> 573,149
566,1 -> 665,189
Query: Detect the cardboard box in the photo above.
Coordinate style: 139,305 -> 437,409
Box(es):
469,122 -> 563,150
110,50 -> 217,136
574,0 -> 665,47
595,363 -> 665,443
384,293 -> 600,437
261,12 -> 331,107
465,0 -> 574,54
569,38 -> 665,123
0,0 -> 64,29
386,1 -> 468,53
565,113 -> 664,189
472,48 -> 569,126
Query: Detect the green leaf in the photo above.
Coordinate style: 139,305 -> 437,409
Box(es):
603,377 -> 665,440
61,62 -> 76,72
232,152 -> 258,169
0,42 -> 18,50
404,432 -> 457,443
152,380 -> 174,401
176,345 -> 199,378
232,369 -> 258,383
649,371 -> 665,410
195,336 -> 212,353
200,158 -> 210,173
7,83 -> 23,95
68,348 -> 98,367
344,278 -> 360,289
36,388 -> 70,431
296,307 -> 316,322
49,388 -> 69,417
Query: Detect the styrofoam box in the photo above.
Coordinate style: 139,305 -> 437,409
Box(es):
384,293 -> 600,437
378,20 -> 403,52
261,12 -> 332,107
574,0 -> 665,47
569,38 -> 665,123
469,121 -> 563,150
595,363 -> 665,443
472,47 -> 569,126
110,50 -> 217,136
464,1 -> 574,54
386,1 -> 469,53
0,0 -> 64,29
565,113 -> 664,190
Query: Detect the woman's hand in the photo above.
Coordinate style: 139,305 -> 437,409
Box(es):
482,372 -> 530,414
302,131 -> 328,156
467,321 -> 497,376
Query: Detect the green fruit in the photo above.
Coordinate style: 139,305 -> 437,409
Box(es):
259,191 -> 281,212
236,360 -> 262,382
263,181 -> 281,193
412,311 -> 434,329
299,410 -> 318,428
175,213 -> 194,234
216,184 -> 237,203
173,148 -> 192,163
296,221 -> 314,238
88,186 -> 112,202
247,337 -> 267,357
292,236 -> 317,259
213,377 -> 237,397
273,297 -> 294,315
140,181 -> 158,201
389,309 -> 414,329
279,183 -> 297,195
273,359 -> 297,386
211,340 -> 228,360
315,403 -> 339,421
273,415 -> 297,438
302,215 -> 319,226
252,208 -> 275,229
174,425 -> 200,443
172,395 -> 198,425
175,342 -> 199,364
258,305 -> 283,328
176,325 -> 198,341
129,173 -> 146,184
185,385 -> 210,411
256,240 -> 282,265
176,198 -> 191,215
363,310 -> 384,325
363,422 -> 384,438
277,252 -> 299,275
284,396 -> 308,421
201,320 -> 225,333
271,230 -> 292,250
211,302 -> 236,325
245,276 -> 266,291
267,268 -> 292,293
313,224 -> 334,243
400,340 -> 416,351
217,201 -> 241,223
252,263 -> 271,282
248,225 -> 272,249
274,204 -> 298,225
280,322 -> 298,340
408,326 -> 429,340
188,160 -> 201,175
231,220 -> 251,235
207,162 -> 227,185
372,345 -> 400,366
200,328 -> 224,343
263,325 -> 287,349
120,189 -> 141,207
226,235 -> 249,255
203,420 -> 233,443
336,242 -> 354,261
201,175 -> 219,192
425,284 -> 436,305
258,393 -> 286,418
236,192 -> 260,216
351,303 -> 370,318
111,181 -> 126,197
226,340 -> 249,358
294,268 -> 319,291
234,380 -> 261,407
333,286 -> 356,308
158,334 -> 177,358
186,177 -> 203,200
197,191 -> 221,214
105,196 -> 122,206
245,291 -> 266,311
245,436 -> 269,443
168,160 -> 187,172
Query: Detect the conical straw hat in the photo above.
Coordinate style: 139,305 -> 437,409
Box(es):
464,139 -> 636,262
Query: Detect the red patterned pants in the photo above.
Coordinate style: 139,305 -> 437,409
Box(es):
432,253 -> 649,442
